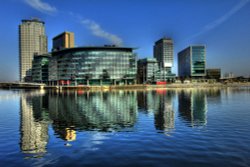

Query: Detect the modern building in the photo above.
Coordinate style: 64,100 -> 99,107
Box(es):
206,69 -> 221,81
178,45 -> 206,79
48,46 -> 137,85
137,58 -> 159,84
137,58 -> 175,84
153,37 -> 174,73
19,18 -> 48,82
32,53 -> 51,83
52,31 -> 74,51
223,72 -> 234,79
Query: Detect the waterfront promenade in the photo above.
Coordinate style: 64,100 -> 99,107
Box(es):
1,82 -> 250,90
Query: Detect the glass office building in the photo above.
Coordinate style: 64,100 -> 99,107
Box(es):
178,45 -> 206,78
48,46 -> 137,85
32,54 -> 50,83
137,58 -> 159,84
153,37 -> 174,73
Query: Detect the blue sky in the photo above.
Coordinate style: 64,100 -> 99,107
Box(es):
0,0 -> 250,81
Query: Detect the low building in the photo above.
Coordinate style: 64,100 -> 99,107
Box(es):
137,58 -> 175,84
48,46 -> 137,85
206,69 -> 221,81
137,58 -> 159,84
32,53 -> 50,83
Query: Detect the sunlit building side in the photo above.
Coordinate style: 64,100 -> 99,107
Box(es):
52,31 -> 75,51
19,18 -> 48,82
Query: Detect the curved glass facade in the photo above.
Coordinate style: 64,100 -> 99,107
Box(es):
49,47 -> 137,85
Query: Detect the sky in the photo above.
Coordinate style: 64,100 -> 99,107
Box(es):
0,0 -> 250,81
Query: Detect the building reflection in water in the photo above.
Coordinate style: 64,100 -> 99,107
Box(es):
137,89 -> 175,131
48,90 -> 138,138
19,91 -> 50,156
178,90 -> 208,127
206,88 -> 221,104
19,90 -> 138,154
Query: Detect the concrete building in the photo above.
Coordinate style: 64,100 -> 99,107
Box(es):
178,45 -> 206,79
19,18 -> 48,82
52,31 -> 74,51
153,37 -> 174,73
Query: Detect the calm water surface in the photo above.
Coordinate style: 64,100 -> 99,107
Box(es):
0,88 -> 250,167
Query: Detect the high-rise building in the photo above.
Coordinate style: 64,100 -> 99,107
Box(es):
178,45 -> 206,78
153,37 -> 174,72
19,18 -> 48,82
52,31 -> 74,51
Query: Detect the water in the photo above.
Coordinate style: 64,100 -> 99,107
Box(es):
0,88 -> 250,167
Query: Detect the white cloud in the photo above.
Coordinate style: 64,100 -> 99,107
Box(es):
80,19 -> 123,46
24,0 -> 57,14
189,0 -> 250,39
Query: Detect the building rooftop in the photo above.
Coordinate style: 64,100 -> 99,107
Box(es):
21,18 -> 45,24
155,37 -> 173,44
52,31 -> 74,40
51,45 -> 137,54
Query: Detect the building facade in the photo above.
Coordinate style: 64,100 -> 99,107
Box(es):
137,58 -> 175,84
32,54 -> 51,83
178,45 -> 206,78
153,37 -> 174,73
206,69 -> 221,81
137,58 -> 159,84
19,19 -> 48,82
48,46 -> 137,85
52,31 -> 74,51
